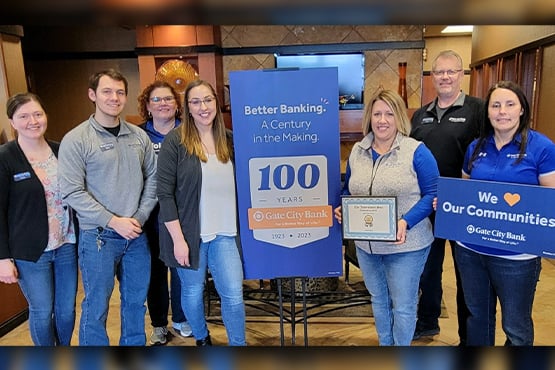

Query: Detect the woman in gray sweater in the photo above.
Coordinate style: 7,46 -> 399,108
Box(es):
335,89 -> 439,345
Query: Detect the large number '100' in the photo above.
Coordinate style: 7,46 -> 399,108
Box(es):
258,163 -> 320,190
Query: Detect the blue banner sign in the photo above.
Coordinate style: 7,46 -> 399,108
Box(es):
435,177 -> 555,258
229,67 -> 343,279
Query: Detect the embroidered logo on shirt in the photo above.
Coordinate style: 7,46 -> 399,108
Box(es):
13,171 -> 31,182
507,153 -> 527,159
422,117 -> 434,124
99,143 -> 115,151
448,117 -> 466,123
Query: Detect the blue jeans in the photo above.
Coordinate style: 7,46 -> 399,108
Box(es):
454,245 -> 541,345
356,246 -> 430,345
170,268 -> 186,323
78,228 -> 151,346
176,235 -> 246,345
15,243 -> 78,346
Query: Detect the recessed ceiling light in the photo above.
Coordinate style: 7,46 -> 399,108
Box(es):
441,25 -> 474,33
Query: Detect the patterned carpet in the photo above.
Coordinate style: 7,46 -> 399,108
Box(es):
205,277 -> 448,319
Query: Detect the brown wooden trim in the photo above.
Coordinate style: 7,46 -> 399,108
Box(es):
223,41 -> 425,56
340,132 -> 364,142
23,50 -> 137,61
135,45 -> 222,56
470,34 -> 555,68
339,110 -> 363,133
0,26 -> 24,37
531,47 -> 543,130
0,309 -> 28,338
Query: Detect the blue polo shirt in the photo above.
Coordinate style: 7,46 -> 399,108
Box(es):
142,119 -> 181,154
141,119 -> 181,232
459,129 -> 555,258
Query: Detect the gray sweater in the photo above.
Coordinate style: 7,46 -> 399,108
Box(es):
58,115 -> 157,230
348,132 -> 434,254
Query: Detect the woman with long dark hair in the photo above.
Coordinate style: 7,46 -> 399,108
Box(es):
455,81 -> 555,345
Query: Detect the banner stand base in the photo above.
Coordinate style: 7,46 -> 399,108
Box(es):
276,276 -> 308,346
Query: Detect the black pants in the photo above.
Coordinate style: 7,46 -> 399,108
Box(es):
145,219 -> 186,328
417,235 -> 469,344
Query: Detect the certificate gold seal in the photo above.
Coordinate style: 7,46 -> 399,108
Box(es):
364,214 -> 374,227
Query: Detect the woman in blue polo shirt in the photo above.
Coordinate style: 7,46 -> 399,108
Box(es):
456,81 -> 555,345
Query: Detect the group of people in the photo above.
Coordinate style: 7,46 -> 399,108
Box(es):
0,70 -> 245,346
1,49 -> 554,347
335,49 -> 555,346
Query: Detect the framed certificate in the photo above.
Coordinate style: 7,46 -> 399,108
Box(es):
341,196 -> 398,241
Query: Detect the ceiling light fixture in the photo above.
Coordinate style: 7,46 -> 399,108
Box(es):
441,25 -> 474,34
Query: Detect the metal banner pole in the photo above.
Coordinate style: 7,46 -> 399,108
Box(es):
277,278 -> 285,346
302,277 -> 308,346
290,277 -> 296,345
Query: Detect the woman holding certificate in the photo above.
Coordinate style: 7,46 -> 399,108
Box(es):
334,89 -> 439,346
454,81 -> 555,345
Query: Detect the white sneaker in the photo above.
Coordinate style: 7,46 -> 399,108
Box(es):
172,321 -> 193,337
150,326 -> 169,345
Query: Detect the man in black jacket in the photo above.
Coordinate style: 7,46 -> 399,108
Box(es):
410,50 -> 484,345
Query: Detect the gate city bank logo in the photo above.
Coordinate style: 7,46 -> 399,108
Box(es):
441,189 -> 555,234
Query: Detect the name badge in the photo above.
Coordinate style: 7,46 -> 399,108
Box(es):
99,143 -> 115,152
13,171 -> 31,182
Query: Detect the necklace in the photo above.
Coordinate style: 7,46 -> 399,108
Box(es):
30,152 -> 55,169
153,119 -> 175,135
20,140 -> 52,163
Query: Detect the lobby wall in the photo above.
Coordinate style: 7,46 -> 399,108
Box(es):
22,26 -> 140,141
471,26 -> 555,141
220,25 -> 424,109
21,25 -> 425,154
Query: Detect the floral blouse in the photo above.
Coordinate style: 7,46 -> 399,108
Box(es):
30,152 -> 76,251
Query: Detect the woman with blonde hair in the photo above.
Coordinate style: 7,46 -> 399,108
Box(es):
335,89 -> 439,345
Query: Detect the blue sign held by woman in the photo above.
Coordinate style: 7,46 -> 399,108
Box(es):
435,177 -> 555,257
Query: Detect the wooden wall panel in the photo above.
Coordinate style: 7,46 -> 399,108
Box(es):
536,44 -> 555,141
0,31 -> 29,333
27,58 -> 140,141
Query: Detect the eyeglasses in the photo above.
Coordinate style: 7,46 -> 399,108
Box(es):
431,69 -> 462,77
150,96 -> 175,103
188,96 -> 216,107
